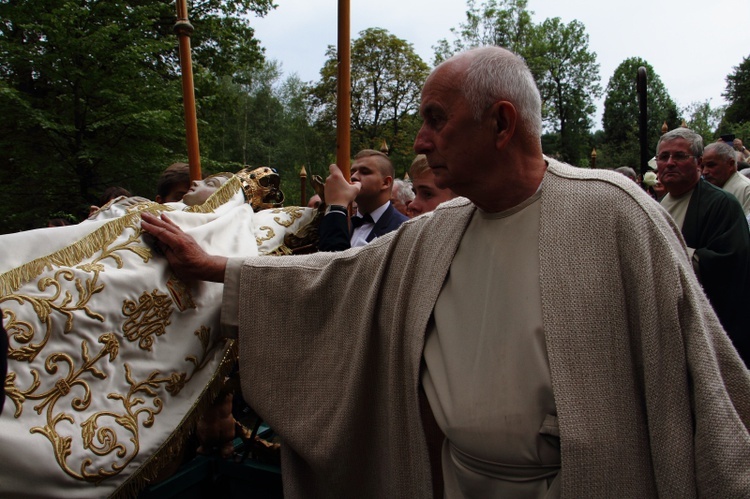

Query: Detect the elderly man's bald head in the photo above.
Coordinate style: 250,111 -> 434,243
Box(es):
430,47 -> 543,140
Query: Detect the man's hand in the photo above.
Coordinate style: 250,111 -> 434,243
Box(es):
141,212 -> 227,282
324,164 -> 361,207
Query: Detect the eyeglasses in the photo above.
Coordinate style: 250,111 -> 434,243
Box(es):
655,152 -> 697,163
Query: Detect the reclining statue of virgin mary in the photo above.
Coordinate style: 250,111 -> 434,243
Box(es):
0,166 -> 320,497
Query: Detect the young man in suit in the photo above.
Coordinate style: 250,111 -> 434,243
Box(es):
318,149 -> 408,251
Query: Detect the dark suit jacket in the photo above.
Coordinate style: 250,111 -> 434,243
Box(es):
318,202 -> 408,252
682,178 -> 750,365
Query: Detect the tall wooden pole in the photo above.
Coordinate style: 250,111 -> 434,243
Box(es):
174,0 -> 202,181
336,0 -> 351,181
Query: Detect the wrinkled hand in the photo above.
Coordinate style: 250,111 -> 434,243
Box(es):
324,164 -> 361,207
141,212 -> 227,282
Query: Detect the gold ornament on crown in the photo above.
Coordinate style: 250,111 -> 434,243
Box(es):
235,166 -> 285,211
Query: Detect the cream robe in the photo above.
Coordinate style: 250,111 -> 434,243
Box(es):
721,171 -> 750,215
230,159 -> 750,498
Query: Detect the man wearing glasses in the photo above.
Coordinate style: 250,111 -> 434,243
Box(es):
658,127 -> 750,365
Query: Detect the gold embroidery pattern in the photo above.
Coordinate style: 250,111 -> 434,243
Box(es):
4,326 -> 216,484
2,269 -> 105,363
121,290 -> 174,351
272,206 -> 305,227
1,219 -> 151,363
255,226 -> 276,246
0,202 -> 244,493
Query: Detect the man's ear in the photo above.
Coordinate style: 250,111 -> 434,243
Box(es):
382,175 -> 394,191
492,100 -> 517,150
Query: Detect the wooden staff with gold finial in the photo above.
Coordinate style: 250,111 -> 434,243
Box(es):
174,0 -> 202,182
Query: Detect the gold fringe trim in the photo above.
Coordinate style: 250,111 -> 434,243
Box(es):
185,176 -> 244,214
265,245 -> 293,256
110,339 -> 239,499
0,204 -> 168,296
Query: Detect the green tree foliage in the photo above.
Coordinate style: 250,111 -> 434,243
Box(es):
683,100 -> 724,145
309,28 -> 429,176
434,0 -> 600,165
198,61 -> 330,202
189,0 -> 274,83
723,55 -> 750,125
600,57 -> 679,169
0,0 -> 273,232
433,0 -> 534,64
529,18 -> 601,164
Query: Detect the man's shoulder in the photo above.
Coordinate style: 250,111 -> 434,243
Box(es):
695,178 -> 746,214
544,158 -> 650,201
723,172 -> 750,196
546,158 -> 636,185
386,202 -> 409,224
698,177 -> 740,201
732,171 -> 750,186
377,203 -> 409,232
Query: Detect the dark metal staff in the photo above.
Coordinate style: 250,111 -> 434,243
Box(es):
637,67 -> 648,180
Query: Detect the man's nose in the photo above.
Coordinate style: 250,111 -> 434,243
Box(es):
414,126 -> 431,154
408,199 -> 422,216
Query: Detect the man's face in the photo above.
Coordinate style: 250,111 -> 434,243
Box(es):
407,171 -> 454,217
413,61 -> 495,197
351,156 -> 389,203
656,138 -> 701,196
182,175 -> 229,206
390,186 -> 410,216
701,148 -> 735,187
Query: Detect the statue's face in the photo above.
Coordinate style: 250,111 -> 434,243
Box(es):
237,167 -> 284,211
182,174 -> 231,206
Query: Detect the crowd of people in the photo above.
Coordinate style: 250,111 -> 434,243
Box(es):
2,44 -> 749,497
141,46 -> 750,497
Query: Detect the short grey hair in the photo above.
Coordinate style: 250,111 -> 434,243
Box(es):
460,46 -> 543,139
392,179 -> 414,204
614,166 -> 637,181
656,128 -> 704,157
704,141 -> 737,163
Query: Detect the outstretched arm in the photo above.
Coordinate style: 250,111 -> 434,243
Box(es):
141,212 -> 227,282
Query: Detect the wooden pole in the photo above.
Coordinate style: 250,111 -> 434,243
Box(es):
174,0 -> 202,182
336,0 -> 351,181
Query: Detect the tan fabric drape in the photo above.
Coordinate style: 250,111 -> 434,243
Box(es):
234,159 -> 750,498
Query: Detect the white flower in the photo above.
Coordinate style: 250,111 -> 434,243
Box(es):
643,171 -> 658,187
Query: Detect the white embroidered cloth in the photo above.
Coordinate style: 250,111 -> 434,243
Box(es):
0,181 -> 315,497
